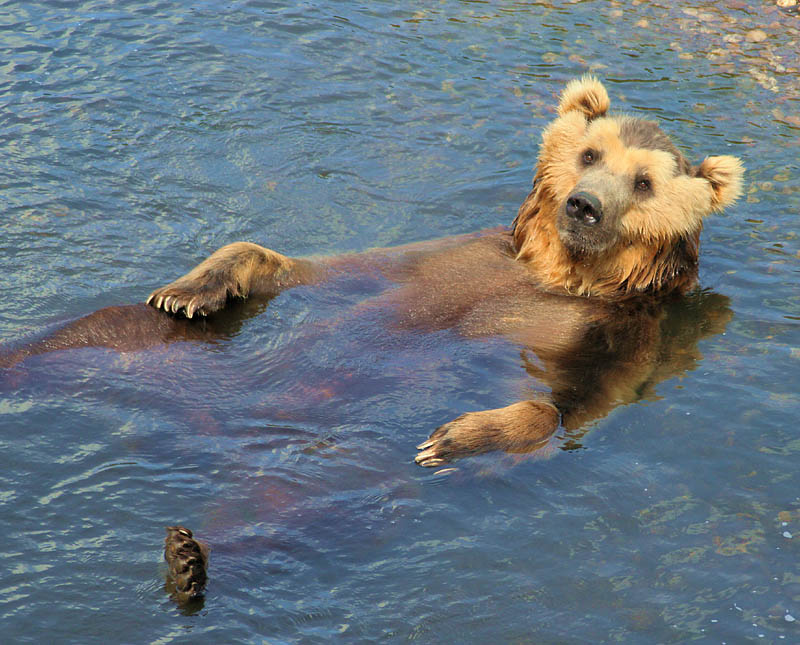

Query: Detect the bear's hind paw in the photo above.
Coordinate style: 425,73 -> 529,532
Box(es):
164,526 -> 209,602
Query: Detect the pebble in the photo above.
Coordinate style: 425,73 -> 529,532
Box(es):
777,0 -> 797,8
786,613 -> 796,622
783,531 -> 793,538
746,29 -> 768,43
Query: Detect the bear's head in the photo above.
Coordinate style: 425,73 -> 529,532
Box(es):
512,76 -> 744,297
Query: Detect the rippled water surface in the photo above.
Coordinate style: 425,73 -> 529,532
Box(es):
1,1 -> 799,642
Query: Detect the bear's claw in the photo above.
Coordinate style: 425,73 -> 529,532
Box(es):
416,454 -> 446,468
415,423 -> 456,467
146,280 -> 227,318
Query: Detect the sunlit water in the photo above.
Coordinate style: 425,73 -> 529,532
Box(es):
1,1 -> 799,642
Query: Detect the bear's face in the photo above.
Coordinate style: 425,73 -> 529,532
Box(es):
513,77 -> 744,297
552,115 -> 706,257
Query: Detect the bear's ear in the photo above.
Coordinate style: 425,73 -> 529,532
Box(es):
557,76 -> 610,120
695,155 -> 745,211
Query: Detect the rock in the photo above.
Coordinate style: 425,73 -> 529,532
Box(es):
746,29 -> 768,43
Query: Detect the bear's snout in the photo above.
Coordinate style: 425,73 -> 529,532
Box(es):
565,192 -> 602,225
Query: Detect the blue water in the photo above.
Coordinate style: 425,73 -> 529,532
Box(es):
1,1 -> 799,642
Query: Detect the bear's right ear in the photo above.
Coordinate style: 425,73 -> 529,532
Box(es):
557,76 -> 610,120
695,155 -> 745,212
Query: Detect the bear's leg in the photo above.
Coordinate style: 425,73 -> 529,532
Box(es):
415,399 -> 561,467
147,242 -> 320,318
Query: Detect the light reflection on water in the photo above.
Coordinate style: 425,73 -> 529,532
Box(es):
1,1 -> 799,642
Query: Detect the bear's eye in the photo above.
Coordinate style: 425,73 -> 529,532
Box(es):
581,149 -> 596,166
635,177 -> 652,193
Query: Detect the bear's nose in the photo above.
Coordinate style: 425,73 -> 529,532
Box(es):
566,192 -> 602,225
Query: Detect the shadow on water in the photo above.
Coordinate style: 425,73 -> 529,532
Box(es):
546,288 -> 733,452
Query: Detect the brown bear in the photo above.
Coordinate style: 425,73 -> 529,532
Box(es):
2,77 -> 743,469
2,77 -> 744,597
140,76 -> 743,466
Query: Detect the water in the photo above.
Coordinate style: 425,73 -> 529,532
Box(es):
1,0 -> 799,642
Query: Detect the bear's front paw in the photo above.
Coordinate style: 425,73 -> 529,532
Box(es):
415,412 -> 501,467
146,277 -> 229,318
414,401 -> 560,467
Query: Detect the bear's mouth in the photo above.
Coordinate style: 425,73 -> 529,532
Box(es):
558,224 -> 599,257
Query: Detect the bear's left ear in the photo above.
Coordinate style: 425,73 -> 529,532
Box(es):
557,76 -> 610,120
695,155 -> 745,211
